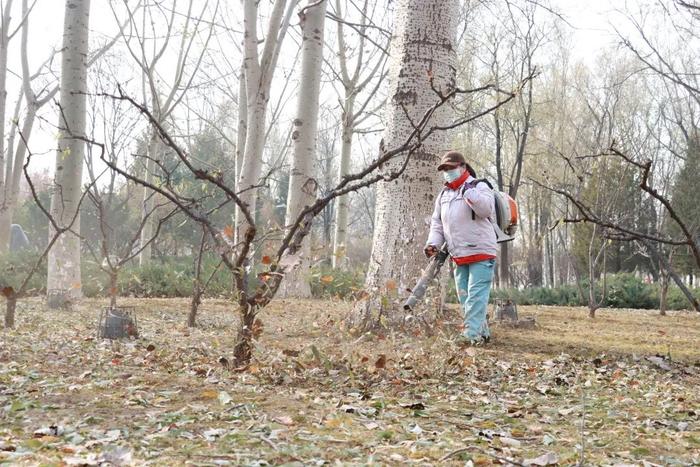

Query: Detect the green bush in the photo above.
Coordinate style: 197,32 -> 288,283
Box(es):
114,256 -> 234,298
7,252 -> 700,312
309,265 -> 365,299
492,274 -> 700,311
0,250 -> 46,294
605,273 -> 657,309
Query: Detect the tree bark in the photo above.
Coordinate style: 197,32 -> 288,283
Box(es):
188,228 -> 207,327
500,242 -> 510,287
279,0 -> 327,298
235,0 -> 296,242
4,293 -> 16,328
233,305 -> 256,366
332,96 -> 355,268
644,241 -> 700,312
47,0 -> 91,302
659,268 -> 668,316
0,1 -> 15,253
350,0 -> 458,330
138,132 -> 160,266
109,270 -> 118,309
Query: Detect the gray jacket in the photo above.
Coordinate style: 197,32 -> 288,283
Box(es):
426,177 -> 498,258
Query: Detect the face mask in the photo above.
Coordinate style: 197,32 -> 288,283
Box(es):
443,167 -> 463,183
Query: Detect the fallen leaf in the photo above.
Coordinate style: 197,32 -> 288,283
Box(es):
375,354 -> 386,369
500,436 -> 522,447
524,452 -> 559,466
203,428 -> 227,441
218,391 -> 232,405
273,415 -> 295,426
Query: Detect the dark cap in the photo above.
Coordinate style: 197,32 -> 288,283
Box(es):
437,151 -> 466,171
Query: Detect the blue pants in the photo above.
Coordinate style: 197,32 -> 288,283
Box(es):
454,259 -> 495,340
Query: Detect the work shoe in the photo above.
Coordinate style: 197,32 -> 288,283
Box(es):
454,334 -> 489,347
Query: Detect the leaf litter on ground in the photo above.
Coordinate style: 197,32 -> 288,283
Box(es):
0,298 -> 699,465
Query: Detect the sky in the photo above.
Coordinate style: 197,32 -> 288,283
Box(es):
7,0 -> 649,175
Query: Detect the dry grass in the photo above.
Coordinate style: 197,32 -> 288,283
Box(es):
0,298 -> 699,466
494,305 -> 700,362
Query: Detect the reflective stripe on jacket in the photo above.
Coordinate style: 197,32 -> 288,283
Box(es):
426,176 -> 498,258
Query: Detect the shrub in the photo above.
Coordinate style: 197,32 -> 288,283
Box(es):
309,265 -> 365,299
605,273 -> 657,309
115,256 -> 234,298
0,250 -> 46,294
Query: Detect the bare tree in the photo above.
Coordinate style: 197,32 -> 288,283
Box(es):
46,0 -> 92,304
0,0 -> 129,254
113,0 -> 219,266
330,0 -> 388,269
279,0 -> 328,298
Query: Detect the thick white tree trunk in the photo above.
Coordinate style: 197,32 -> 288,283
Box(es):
353,0 -> 458,327
47,0 -> 91,301
278,0 -> 327,298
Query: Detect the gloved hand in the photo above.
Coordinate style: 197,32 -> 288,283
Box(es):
424,245 -> 438,258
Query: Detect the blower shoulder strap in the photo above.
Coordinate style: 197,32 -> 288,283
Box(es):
460,178 -> 494,220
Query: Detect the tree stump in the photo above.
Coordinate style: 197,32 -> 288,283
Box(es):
492,299 -> 537,330
494,298 -> 518,321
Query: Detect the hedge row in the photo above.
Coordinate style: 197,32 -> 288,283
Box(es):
2,252 -> 697,310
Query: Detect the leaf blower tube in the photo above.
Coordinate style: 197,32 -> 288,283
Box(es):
403,243 -> 449,311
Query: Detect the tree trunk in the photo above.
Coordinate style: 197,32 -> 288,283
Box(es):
349,0 -> 458,331
235,0 -> 296,243
1,0 -> 60,253
659,269 -> 668,316
4,293 -> 16,328
645,242 -> 700,312
47,0 -> 91,303
109,271 -> 118,309
500,242 -> 510,287
138,132 -> 160,266
188,228 -> 206,327
235,97 -> 268,241
0,102 -> 39,253
233,305 -> 256,367
332,95 -> 355,269
235,62 -> 247,188
0,1 -> 14,253
279,0 -> 327,298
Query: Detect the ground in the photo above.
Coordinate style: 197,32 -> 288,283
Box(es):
1,298 -> 699,466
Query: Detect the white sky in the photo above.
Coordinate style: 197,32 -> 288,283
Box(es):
9,0 -> 646,175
